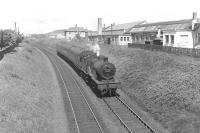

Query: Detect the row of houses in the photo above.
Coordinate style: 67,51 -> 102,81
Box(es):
89,12 -> 200,48
48,12 -> 200,49
128,17 -> 200,48
88,20 -> 146,45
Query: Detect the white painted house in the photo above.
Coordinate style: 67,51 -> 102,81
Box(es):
128,13 -> 200,48
64,26 -> 88,41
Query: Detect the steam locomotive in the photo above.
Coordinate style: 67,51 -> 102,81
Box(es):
56,42 -> 120,97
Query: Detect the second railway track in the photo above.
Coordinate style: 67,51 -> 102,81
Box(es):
103,96 -> 156,133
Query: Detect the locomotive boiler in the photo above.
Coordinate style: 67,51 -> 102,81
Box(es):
56,42 -> 120,97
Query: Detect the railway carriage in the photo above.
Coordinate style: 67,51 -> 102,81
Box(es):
56,42 -> 120,97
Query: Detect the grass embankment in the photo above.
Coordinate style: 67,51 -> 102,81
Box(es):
0,42 -> 68,133
100,45 -> 200,133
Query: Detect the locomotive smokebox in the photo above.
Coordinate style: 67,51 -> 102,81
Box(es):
93,61 -> 116,80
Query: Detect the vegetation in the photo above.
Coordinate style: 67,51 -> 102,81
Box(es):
0,42 -> 68,132
100,45 -> 200,133
0,30 -> 23,49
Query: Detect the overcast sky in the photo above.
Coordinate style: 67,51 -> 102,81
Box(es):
0,0 -> 200,34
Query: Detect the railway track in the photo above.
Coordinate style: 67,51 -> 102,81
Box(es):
37,45 -> 159,133
37,46 -> 106,133
103,96 -> 156,133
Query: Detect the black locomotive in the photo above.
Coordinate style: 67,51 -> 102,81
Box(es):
56,42 -> 120,97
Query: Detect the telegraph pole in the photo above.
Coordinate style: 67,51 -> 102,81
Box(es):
111,24 -> 113,44
0,30 -> 3,49
14,22 -> 17,33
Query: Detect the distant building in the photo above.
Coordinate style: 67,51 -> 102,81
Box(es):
47,30 -> 65,39
64,26 -> 88,41
128,12 -> 200,48
88,31 -> 98,41
102,21 -> 146,45
88,20 -> 146,45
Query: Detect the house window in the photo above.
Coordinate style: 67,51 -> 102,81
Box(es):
121,37 -> 123,41
170,35 -> 174,44
150,34 -> 154,40
136,36 -> 139,41
124,37 -> 126,41
127,37 -> 129,41
146,36 -> 149,41
165,35 -> 169,44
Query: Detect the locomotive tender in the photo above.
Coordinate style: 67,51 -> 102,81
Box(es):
56,42 -> 120,97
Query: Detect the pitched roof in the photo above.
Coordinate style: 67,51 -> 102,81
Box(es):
128,19 -> 200,33
104,21 -> 146,31
65,27 -> 88,32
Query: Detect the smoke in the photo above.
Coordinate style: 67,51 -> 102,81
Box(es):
87,40 -> 100,56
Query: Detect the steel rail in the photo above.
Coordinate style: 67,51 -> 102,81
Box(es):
40,46 -> 104,133
38,47 -> 81,133
116,96 -> 156,133
52,50 -> 104,133
103,98 -> 134,133
67,68 -> 104,133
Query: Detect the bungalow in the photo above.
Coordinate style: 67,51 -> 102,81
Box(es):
102,21 -> 146,45
64,26 -> 88,41
128,13 -> 200,48
88,31 -> 98,41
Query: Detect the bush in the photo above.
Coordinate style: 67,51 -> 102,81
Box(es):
0,30 -> 23,48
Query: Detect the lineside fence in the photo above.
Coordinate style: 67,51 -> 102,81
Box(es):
128,43 -> 200,57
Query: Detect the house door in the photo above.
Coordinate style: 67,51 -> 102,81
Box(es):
107,38 -> 111,44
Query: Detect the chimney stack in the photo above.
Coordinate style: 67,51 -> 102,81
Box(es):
98,18 -> 102,35
193,12 -> 197,19
192,12 -> 198,30
157,28 -> 161,38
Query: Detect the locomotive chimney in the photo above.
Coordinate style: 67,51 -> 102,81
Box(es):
98,18 -> 102,35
